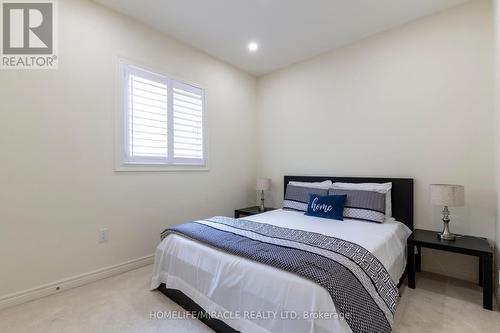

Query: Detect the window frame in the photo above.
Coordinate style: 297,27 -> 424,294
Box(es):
116,58 -> 208,172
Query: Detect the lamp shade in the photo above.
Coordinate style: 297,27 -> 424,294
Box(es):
256,178 -> 271,191
430,184 -> 464,207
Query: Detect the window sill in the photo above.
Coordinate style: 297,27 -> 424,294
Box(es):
115,163 -> 209,173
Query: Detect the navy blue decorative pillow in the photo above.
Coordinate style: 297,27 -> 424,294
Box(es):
305,194 -> 347,221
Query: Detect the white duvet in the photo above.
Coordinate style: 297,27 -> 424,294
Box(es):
151,209 -> 411,333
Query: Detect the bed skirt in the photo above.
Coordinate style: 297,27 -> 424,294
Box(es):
157,284 -> 240,333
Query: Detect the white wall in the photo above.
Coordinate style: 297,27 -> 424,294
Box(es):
0,0 -> 257,298
257,0 -> 495,282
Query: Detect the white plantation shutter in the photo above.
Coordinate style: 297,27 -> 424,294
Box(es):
125,66 -> 169,163
173,81 -> 204,163
122,63 -> 206,166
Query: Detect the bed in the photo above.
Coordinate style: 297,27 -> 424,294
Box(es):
151,176 -> 414,333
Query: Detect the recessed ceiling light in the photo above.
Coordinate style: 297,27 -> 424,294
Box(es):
248,42 -> 259,52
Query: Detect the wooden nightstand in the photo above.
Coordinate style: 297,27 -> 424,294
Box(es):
234,206 -> 276,218
407,229 -> 493,310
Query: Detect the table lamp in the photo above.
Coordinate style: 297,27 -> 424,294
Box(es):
430,184 -> 465,241
256,178 -> 271,212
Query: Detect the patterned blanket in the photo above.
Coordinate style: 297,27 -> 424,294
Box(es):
160,216 -> 399,333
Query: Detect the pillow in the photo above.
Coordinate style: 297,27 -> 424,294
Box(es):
288,180 -> 332,189
283,184 -> 328,212
305,194 -> 347,220
328,188 -> 386,223
330,182 -> 392,217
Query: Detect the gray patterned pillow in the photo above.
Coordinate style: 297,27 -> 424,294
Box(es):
283,185 -> 328,212
328,189 -> 386,223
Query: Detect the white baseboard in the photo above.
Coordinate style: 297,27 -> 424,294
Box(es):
0,254 -> 154,311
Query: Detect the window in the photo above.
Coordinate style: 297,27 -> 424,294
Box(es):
121,62 -> 206,167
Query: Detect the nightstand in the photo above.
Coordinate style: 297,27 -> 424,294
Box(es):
234,206 -> 276,218
407,229 -> 493,310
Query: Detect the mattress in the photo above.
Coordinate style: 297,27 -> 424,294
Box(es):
151,209 -> 411,333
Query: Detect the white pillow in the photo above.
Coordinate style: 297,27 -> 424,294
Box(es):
288,180 -> 332,189
330,182 -> 392,217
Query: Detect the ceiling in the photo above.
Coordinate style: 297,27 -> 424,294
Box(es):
95,0 -> 471,76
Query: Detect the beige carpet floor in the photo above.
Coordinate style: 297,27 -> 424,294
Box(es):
1,265 -> 499,333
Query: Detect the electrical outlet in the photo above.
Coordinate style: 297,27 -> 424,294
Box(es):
99,228 -> 109,243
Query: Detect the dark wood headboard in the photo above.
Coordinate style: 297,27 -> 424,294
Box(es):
283,176 -> 414,231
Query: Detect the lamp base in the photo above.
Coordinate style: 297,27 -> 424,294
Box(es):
438,206 -> 456,241
259,190 -> 265,212
438,232 -> 456,241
